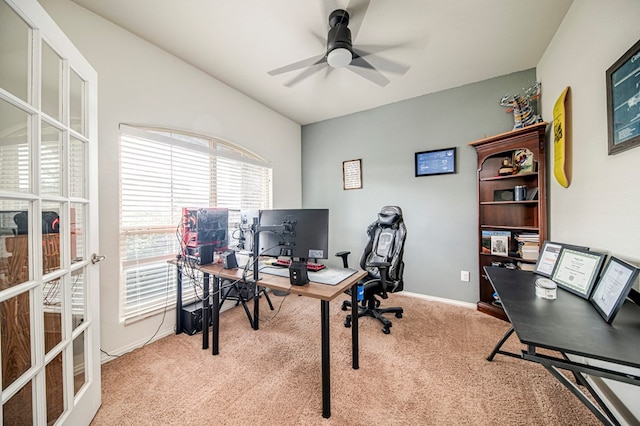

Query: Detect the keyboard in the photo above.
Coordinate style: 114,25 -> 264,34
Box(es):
273,259 -> 326,271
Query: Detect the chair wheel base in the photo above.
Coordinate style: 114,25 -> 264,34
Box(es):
344,315 -> 352,328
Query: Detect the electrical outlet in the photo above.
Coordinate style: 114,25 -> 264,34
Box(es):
460,270 -> 470,282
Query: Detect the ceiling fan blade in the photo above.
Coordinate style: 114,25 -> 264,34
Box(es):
268,53 -> 326,76
284,61 -> 327,87
345,0 -> 370,42
347,57 -> 390,87
352,48 -> 411,75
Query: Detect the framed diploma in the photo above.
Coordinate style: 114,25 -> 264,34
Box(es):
590,257 -> 639,324
551,247 -> 605,299
534,241 -> 589,278
606,38 -> 640,155
342,159 -> 362,190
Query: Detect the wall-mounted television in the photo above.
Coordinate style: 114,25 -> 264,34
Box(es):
415,147 -> 457,177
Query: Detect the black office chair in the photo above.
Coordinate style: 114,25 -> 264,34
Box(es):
337,205 -> 407,334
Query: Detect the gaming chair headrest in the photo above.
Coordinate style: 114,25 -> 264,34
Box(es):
377,206 -> 402,227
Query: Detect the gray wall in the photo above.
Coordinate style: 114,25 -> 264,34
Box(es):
302,69 -> 537,303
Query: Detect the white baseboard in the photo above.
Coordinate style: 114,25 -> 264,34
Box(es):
402,291 -> 476,309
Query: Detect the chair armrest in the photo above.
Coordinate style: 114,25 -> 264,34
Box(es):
365,261 -> 391,298
335,251 -> 351,268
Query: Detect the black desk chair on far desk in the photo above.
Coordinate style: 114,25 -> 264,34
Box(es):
485,266 -> 640,426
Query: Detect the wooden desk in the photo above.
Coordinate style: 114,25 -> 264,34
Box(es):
485,266 -> 640,426
175,260 -> 366,419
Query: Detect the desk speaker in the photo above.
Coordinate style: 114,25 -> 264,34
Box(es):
222,250 -> 238,269
289,261 -> 309,285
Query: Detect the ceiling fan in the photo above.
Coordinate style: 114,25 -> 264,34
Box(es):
267,0 -> 410,87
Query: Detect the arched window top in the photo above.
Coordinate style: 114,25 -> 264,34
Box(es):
120,124 -> 270,167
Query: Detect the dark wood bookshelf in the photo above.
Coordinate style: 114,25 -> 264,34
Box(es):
469,122 -> 548,321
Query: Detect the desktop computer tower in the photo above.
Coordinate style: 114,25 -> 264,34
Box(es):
181,207 -> 229,250
180,300 -> 212,335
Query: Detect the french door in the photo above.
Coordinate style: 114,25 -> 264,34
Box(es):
0,0 -> 101,425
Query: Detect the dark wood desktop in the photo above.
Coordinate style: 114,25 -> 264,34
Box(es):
174,259 -> 367,419
484,266 -> 640,426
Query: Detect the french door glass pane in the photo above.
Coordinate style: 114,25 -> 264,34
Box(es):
41,41 -> 62,122
0,99 -> 31,193
43,279 -> 63,353
0,1 -> 30,103
42,201 -> 61,276
0,200 -> 30,288
1,291 -> 32,391
70,69 -> 85,135
70,202 -> 85,263
73,330 -> 86,395
3,378 -> 33,425
41,121 -> 63,196
70,136 -> 86,198
71,267 -> 85,330
45,351 -> 64,425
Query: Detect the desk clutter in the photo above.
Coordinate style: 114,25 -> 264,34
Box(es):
261,264 -> 357,286
489,239 -> 640,324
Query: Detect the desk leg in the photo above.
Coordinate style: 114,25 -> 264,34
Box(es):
202,273 -> 209,350
321,300 -> 331,419
212,275 -> 220,355
351,283 -> 359,370
544,364 -> 618,426
176,263 -> 182,335
253,284 -> 260,330
486,326 -> 516,361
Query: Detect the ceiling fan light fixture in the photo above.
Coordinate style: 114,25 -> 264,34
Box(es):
327,48 -> 352,68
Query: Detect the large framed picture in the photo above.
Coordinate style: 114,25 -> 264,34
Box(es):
590,257 -> 639,324
550,247 -> 605,299
534,241 -> 589,278
606,38 -> 640,155
415,147 -> 456,177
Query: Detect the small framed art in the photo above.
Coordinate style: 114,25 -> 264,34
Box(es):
551,247 -> 605,299
342,159 -> 362,190
590,256 -> 639,324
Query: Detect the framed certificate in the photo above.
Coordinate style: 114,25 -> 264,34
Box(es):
551,247 -> 605,299
534,241 -> 589,278
590,257 -> 639,324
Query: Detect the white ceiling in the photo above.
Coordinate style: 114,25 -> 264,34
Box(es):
69,0 -> 573,125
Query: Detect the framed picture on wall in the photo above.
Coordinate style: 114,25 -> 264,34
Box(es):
606,38 -> 640,155
342,159 -> 362,190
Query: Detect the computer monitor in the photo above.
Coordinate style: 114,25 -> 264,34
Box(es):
258,209 -> 329,261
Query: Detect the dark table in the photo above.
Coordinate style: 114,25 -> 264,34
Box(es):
484,266 -> 640,426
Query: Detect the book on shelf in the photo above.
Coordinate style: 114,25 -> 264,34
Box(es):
481,230 -> 511,254
519,242 -> 540,260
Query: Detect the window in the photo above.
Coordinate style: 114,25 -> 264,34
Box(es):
119,125 -> 272,321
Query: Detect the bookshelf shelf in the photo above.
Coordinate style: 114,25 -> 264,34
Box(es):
469,122 -> 548,321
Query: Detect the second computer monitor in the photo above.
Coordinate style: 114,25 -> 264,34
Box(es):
258,209 -> 329,260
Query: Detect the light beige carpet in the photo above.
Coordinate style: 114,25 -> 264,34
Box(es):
91,293 -> 600,425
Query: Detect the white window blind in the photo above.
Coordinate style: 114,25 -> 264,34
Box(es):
119,125 -> 272,321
